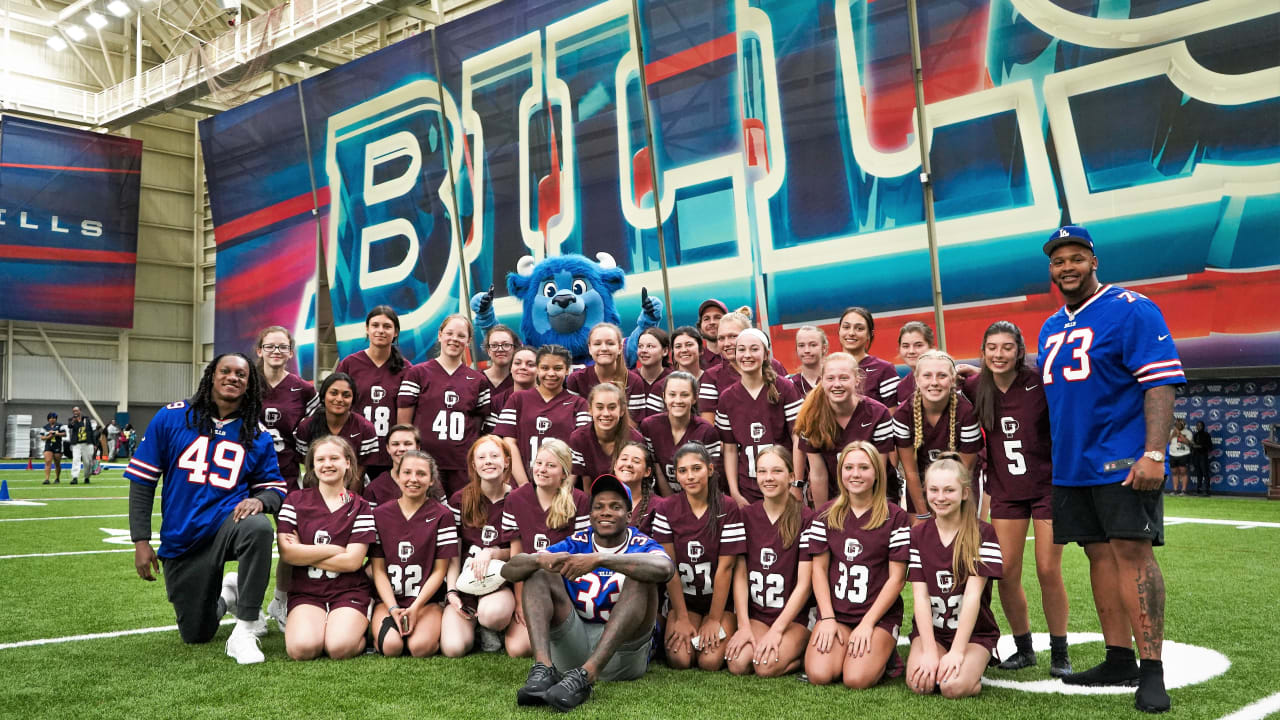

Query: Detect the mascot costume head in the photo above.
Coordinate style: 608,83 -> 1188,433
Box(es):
470,252 -> 662,367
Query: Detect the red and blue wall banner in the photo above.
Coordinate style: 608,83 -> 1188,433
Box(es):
1176,379 -> 1278,496
0,116 -> 141,328
201,0 -> 1280,377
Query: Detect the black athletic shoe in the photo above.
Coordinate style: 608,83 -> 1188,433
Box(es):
83,478 -> 90,484
1135,672 -> 1171,713
1061,659 -> 1139,687
70,480 -> 78,485
998,649 -> 1037,671
544,667 -> 593,712
42,480 -> 50,485
516,663 -> 561,706
1050,654 -> 1074,678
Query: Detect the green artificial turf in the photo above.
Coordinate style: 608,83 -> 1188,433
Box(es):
1,469 -> 1277,719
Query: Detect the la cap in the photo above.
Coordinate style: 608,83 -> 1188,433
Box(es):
590,473 -> 633,511
1043,225 -> 1094,256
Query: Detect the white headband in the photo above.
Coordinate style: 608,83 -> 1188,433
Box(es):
737,327 -> 771,352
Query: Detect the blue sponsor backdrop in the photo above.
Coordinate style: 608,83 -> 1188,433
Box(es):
1176,379 -> 1277,495
0,116 -> 141,328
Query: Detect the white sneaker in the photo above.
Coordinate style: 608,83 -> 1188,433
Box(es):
219,572 -> 239,616
267,596 -> 288,631
245,616 -> 269,638
225,626 -> 265,664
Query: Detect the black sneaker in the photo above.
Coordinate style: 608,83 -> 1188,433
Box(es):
1061,659 -> 1139,687
1050,653 -> 1074,678
42,480 -> 50,485
83,478 -> 90,484
70,480 -> 78,485
516,663 -> 562,706
998,649 -> 1037,671
1135,671 -> 1171,713
544,667 -> 593,712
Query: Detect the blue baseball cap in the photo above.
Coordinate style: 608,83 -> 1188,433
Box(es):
1044,225 -> 1094,255
590,473 -> 633,511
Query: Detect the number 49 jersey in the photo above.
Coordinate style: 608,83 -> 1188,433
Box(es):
1039,284 -> 1185,487
125,403 -> 285,558
545,527 -> 670,623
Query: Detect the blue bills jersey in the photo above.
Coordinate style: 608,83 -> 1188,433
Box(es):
125,402 -> 286,558
1039,284 -> 1185,487
544,527 -> 670,623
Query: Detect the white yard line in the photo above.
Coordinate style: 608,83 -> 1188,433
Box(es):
0,619 -> 234,650
1165,516 -> 1280,530
1219,692 -> 1280,720
25,497 -> 128,502
0,513 -> 158,522
0,549 -> 134,560
10,485 -> 131,490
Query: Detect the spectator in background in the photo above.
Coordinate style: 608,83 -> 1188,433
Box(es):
67,407 -> 99,485
106,420 -> 121,462
1191,422 -> 1213,497
40,412 -> 65,484
1167,419 -> 1192,495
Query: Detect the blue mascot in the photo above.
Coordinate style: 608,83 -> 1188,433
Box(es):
469,252 -> 662,367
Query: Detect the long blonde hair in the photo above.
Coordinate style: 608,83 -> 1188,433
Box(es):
822,442 -> 888,531
534,438 -> 578,531
756,445 -> 803,550
795,352 -> 864,450
912,350 -> 958,454
588,323 -> 629,389
927,453 -> 982,582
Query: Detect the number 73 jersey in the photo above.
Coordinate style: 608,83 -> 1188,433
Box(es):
125,403 -> 285,558
545,527 -> 670,623
1038,284 -> 1184,487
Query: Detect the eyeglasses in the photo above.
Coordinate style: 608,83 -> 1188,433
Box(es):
261,344 -> 292,353
488,343 -> 514,351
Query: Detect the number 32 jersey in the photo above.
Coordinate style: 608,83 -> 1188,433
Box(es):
1039,284 -> 1184,487
545,527 -> 669,623
125,403 -> 285,558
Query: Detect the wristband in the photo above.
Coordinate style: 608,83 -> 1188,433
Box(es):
446,589 -> 459,597
915,513 -> 933,520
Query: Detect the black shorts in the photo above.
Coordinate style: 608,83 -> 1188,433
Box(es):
1052,483 -> 1163,547
1169,455 -> 1190,468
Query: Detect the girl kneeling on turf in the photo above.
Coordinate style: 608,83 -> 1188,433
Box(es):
906,454 -> 1003,698
726,446 -> 815,677
369,450 -> 457,657
277,437 -> 376,660
805,442 -> 910,688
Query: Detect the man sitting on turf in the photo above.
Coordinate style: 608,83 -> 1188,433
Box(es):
502,473 -> 674,711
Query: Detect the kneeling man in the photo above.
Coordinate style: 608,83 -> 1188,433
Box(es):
503,474 -> 674,711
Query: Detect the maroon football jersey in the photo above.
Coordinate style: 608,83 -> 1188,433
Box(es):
807,501 -> 910,626
961,370 -> 1052,502
740,501 -> 817,627
449,488 -> 510,560
500,482 -> 590,551
566,366 -> 646,420
896,372 -> 916,407
369,498 -> 459,605
798,397 -> 895,485
715,377 -> 803,502
698,359 -> 790,415
857,355 -> 900,408
891,393 -> 983,473
334,350 -> 406,467
260,372 -> 316,486
487,373 -> 516,418
569,426 -> 645,483
362,470 -> 401,507
294,412 -> 380,470
651,493 -> 746,615
494,388 -> 590,467
639,414 -> 722,493
700,346 -> 722,371
628,367 -> 671,421
787,372 -> 817,396
907,519 -> 1002,650
397,359 -> 492,471
278,487 -> 377,602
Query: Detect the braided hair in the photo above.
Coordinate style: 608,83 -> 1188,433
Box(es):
911,350 -> 959,455
187,353 -> 263,447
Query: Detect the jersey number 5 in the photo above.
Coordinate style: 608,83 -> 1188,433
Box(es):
1041,328 -> 1094,384
177,436 -> 245,489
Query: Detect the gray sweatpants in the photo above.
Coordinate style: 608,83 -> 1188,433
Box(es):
161,513 -> 273,643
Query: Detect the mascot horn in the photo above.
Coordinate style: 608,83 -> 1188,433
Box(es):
469,252 -> 663,367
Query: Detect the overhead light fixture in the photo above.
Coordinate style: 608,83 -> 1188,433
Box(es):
85,11 -> 108,28
46,35 -> 68,50
64,25 -> 87,41
218,0 -> 241,10
107,0 -> 131,16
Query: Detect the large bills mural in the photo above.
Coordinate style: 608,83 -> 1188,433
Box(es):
203,0 -> 1279,383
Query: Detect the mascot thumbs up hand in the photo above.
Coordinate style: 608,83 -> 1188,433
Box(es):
470,252 -> 663,367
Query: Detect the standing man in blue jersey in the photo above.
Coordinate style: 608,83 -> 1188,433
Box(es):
1039,226 -> 1183,713
503,474 -> 674,712
127,354 -> 286,664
